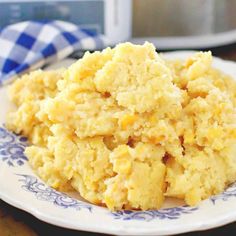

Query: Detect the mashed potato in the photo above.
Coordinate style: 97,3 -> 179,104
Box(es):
6,42 -> 236,210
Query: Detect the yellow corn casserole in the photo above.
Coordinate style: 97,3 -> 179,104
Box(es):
6,42 -> 236,210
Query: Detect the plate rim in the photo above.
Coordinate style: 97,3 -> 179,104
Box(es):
1,177 -> 236,236
1,52 -> 236,235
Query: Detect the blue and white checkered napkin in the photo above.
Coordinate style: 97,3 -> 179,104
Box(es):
0,20 -> 105,86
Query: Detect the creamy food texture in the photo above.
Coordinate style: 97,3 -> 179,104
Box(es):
7,42 -> 236,210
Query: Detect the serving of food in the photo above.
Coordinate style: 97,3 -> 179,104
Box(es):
5,42 -> 236,212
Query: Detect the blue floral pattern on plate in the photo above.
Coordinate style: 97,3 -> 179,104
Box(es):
18,174 -> 92,212
0,127 -> 28,166
1,126 -> 236,221
210,183 -> 236,204
18,174 -> 198,221
111,207 -> 198,221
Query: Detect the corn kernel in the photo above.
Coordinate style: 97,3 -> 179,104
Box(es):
120,114 -> 137,130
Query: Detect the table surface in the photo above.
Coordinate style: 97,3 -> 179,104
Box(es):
1,44 -> 236,236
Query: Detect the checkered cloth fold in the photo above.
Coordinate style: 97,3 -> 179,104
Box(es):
0,20 -> 105,86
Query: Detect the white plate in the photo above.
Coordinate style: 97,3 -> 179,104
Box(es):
1,52 -> 236,236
